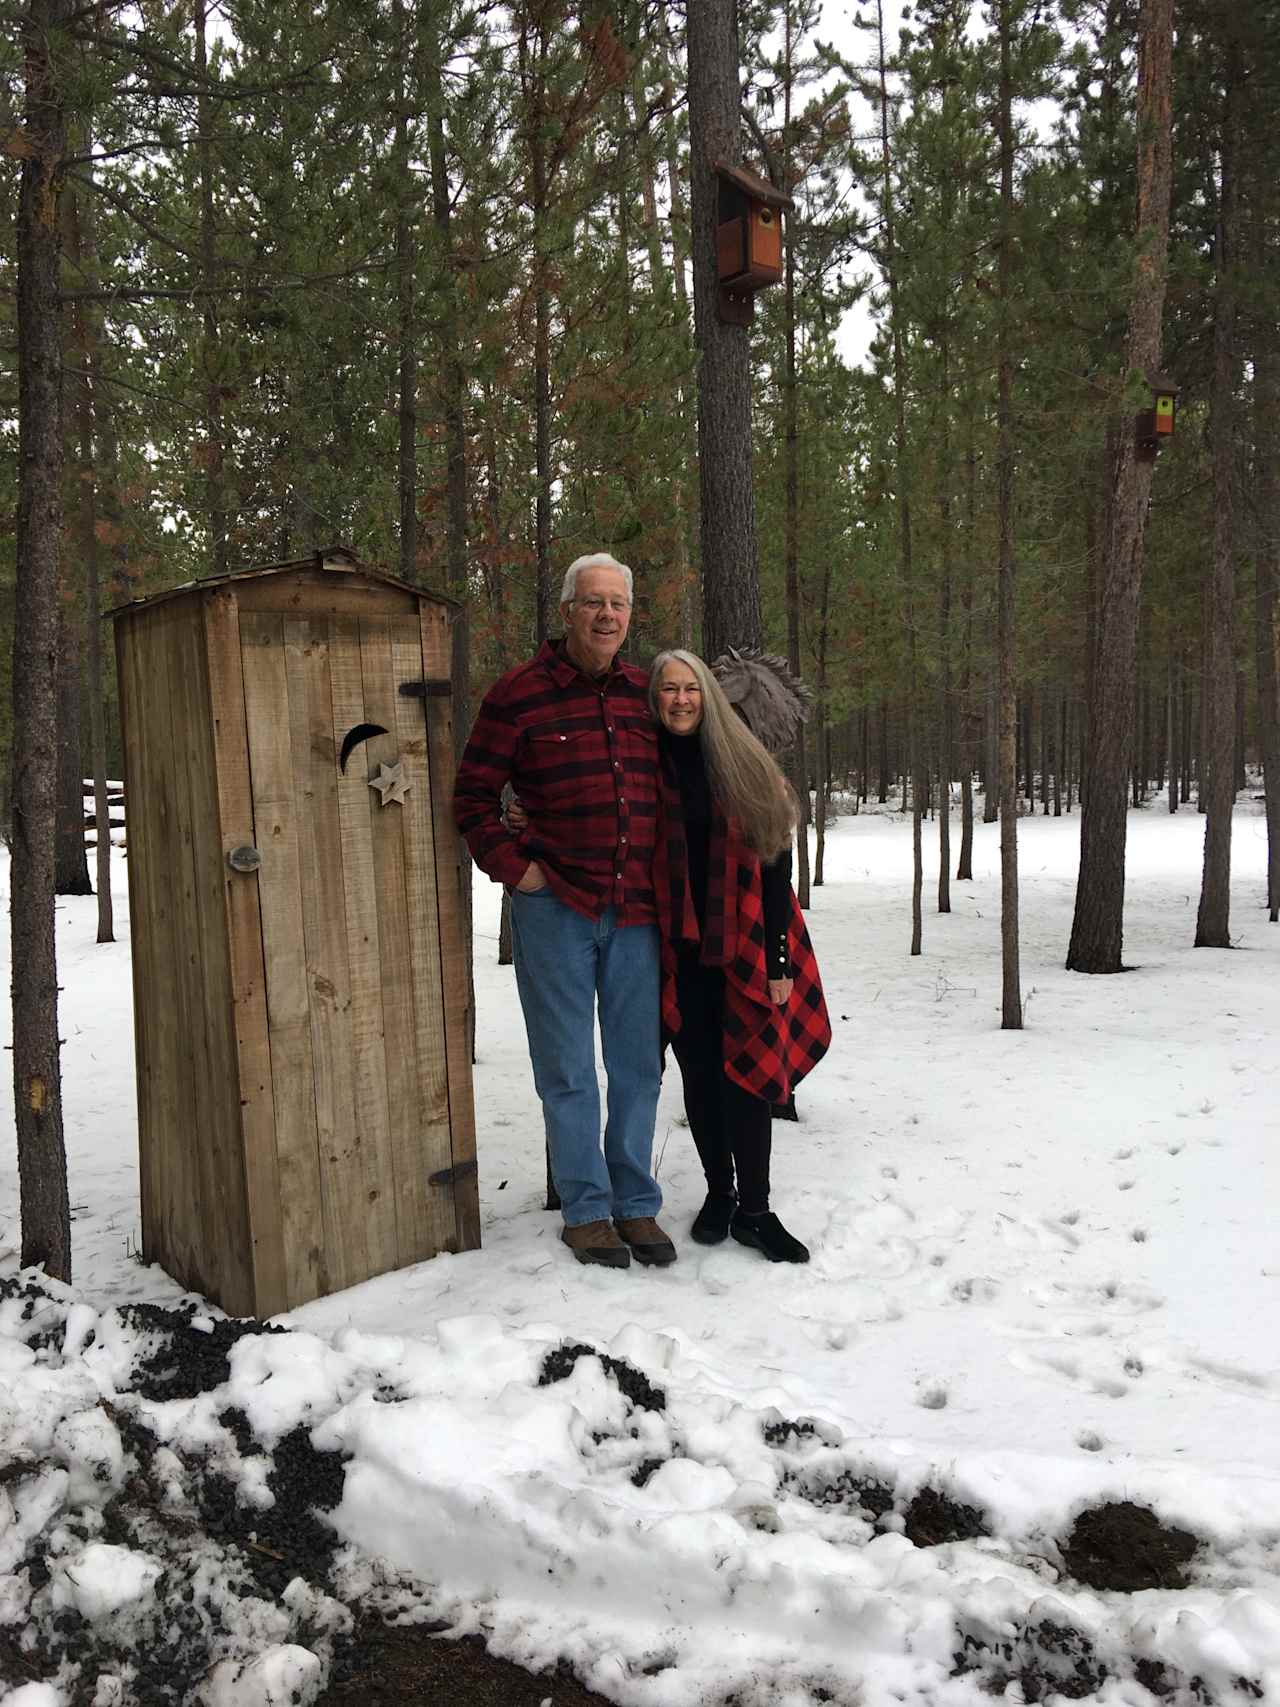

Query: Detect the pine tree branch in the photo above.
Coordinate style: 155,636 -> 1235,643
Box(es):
54,258 -> 395,305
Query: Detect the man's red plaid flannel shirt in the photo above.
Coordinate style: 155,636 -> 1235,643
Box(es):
453,639 -> 659,924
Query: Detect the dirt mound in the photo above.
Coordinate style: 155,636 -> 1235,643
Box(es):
902,1485 -> 989,1547
1061,1500 -> 1199,1591
538,1340 -> 666,1412
121,1301 -> 286,1401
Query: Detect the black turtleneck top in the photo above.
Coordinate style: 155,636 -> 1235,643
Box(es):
660,727 -> 792,978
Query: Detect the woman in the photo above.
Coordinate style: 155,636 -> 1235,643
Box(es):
650,649 -> 830,1263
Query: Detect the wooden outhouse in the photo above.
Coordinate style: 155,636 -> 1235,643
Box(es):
112,548 -> 479,1318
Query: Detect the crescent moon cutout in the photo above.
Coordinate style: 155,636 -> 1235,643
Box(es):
339,722 -> 389,774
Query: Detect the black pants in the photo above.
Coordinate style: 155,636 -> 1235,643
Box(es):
670,952 -> 771,1214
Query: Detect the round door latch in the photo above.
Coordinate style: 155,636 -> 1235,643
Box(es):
227,845 -> 262,874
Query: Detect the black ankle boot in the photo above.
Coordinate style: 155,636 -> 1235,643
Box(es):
730,1209 -> 809,1264
691,1191 -> 737,1245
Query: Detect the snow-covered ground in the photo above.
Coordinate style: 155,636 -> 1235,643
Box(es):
2,798 -> 1279,1706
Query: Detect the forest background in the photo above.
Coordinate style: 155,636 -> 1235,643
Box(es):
2,0 -> 1280,1275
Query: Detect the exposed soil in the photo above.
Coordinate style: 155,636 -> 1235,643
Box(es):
538,1341 -> 667,1411
318,1623 -> 616,1707
1061,1499 -> 1200,1591
0,1287 -> 1250,1706
901,1485 -> 989,1547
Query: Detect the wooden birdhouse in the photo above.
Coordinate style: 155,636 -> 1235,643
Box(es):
714,161 -> 793,326
111,548 -> 479,1318
1135,373 -> 1179,462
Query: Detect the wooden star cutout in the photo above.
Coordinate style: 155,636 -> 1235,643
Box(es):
368,760 -> 411,807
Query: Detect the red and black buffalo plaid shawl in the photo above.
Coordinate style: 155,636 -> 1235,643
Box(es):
654,755 -> 831,1105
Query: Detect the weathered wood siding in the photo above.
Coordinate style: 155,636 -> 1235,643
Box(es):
117,601 -> 255,1314
119,560 -> 478,1317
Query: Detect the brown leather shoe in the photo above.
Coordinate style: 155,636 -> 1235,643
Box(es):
561,1220 -> 631,1268
614,1216 -> 677,1266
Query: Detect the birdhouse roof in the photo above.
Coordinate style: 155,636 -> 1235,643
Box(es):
106,546 -> 459,618
714,160 -> 794,211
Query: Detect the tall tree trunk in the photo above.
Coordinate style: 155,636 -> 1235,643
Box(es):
938,341 -> 953,910
983,680 -> 999,823
781,3 -> 810,906
687,0 -> 762,657
394,0 -> 418,583
1066,0 -> 1174,971
1167,655 -> 1179,814
54,584 -> 90,893
1196,26 -> 1241,948
424,16 -> 474,1049
874,0 -> 922,954
13,0 -> 73,1281
996,0 -> 1022,1029
518,12 -> 556,642
1255,227 -> 1280,919
194,0 -> 228,576
957,378 -> 977,876
66,156 -> 116,943
54,161 -> 90,894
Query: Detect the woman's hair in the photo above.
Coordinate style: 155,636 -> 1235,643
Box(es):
650,649 -> 796,860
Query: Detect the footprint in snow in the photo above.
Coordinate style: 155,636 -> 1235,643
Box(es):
1076,1430 -> 1106,1452
1185,1354 -> 1272,1394
1028,1278 -> 1165,1317
915,1382 -> 948,1411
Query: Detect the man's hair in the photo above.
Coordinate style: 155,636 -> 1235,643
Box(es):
560,553 -> 634,605
649,649 -> 796,861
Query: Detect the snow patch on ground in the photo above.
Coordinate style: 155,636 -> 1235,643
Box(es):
2,800 -> 1278,1703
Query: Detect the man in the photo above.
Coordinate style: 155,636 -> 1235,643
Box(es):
453,552 -> 675,1270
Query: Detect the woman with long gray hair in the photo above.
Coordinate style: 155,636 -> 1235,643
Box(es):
649,649 -> 830,1262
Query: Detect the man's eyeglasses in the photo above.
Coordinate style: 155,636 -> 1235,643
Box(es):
573,596 -> 631,615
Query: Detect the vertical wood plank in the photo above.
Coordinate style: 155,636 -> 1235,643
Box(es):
390,615 -> 459,1255
115,612 -> 168,1274
203,589 -> 286,1317
204,589 -> 286,1316
147,608 -> 207,1292
284,614 -> 367,1293
419,602 -> 480,1252
170,607 -> 256,1314
328,617 -> 399,1282
240,612 -> 327,1307
357,619 -> 433,1265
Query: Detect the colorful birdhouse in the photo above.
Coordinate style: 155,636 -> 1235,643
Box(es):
1135,373 -> 1178,462
714,161 -> 793,326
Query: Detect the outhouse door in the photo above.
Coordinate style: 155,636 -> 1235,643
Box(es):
232,599 -> 463,1304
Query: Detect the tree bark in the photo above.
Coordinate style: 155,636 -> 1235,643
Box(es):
194,0 -> 228,576
13,0 -> 73,1281
1255,227 -> 1280,919
54,585 -> 90,894
873,0 -> 923,954
996,0 -> 1022,1029
394,0 -> 418,583
67,148 -> 114,941
687,0 -> 762,658
1195,23 -> 1242,948
1066,0 -> 1174,971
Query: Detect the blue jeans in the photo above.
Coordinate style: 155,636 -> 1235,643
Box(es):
509,889 -> 662,1227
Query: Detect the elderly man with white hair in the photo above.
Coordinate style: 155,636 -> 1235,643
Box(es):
453,552 -> 674,1270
